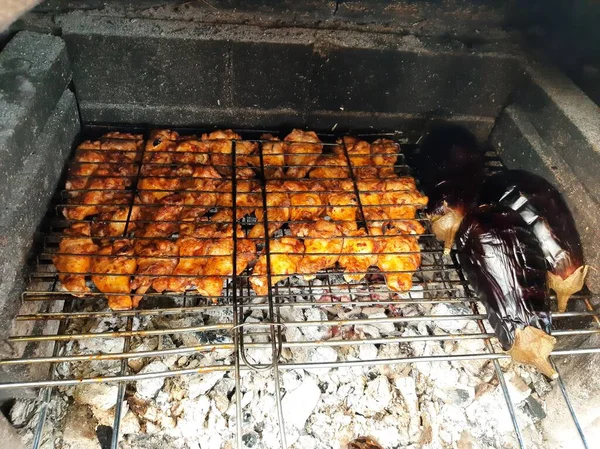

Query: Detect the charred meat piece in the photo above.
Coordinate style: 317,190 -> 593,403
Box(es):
456,205 -> 557,378
479,170 -> 588,312
416,124 -> 485,254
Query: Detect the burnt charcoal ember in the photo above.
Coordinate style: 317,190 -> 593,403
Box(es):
414,123 -> 485,254
479,169 -> 589,312
456,205 -> 557,378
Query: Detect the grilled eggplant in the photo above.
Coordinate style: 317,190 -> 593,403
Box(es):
416,124 -> 485,254
479,170 -> 588,312
456,205 -> 557,378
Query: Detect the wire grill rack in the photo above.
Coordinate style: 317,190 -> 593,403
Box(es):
1,127 -> 599,449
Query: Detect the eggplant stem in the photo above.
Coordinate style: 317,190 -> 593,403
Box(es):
508,326 -> 557,379
547,265 -> 589,313
431,209 -> 464,255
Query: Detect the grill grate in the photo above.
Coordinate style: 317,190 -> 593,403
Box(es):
1,127 -> 599,449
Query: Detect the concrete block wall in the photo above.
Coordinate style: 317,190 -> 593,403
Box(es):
56,14 -> 522,137
0,31 -> 80,372
490,63 -> 600,293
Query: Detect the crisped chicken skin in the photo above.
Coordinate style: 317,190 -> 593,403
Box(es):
261,134 -> 285,179
297,220 -> 344,280
376,228 -> 421,292
144,129 -> 180,164
357,178 -> 427,234
202,130 -> 258,178
342,137 -> 378,179
53,223 -> 99,296
92,205 -> 141,240
249,186 -> 290,239
132,239 -> 179,296
371,139 -> 398,178
158,236 -> 207,293
138,165 -> 193,204
308,152 -> 350,180
284,129 -> 323,179
91,239 -> 137,310
250,238 -> 304,297
339,228 -> 378,283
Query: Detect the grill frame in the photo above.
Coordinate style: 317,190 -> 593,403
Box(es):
0,126 -> 598,449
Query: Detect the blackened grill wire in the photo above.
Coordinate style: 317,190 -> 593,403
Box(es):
0,128 -> 596,449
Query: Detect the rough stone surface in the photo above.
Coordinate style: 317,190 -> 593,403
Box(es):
491,104 -> 600,292
517,63 -> 600,205
0,30 -> 71,204
0,89 -> 79,360
0,412 -> 24,449
56,15 -> 521,131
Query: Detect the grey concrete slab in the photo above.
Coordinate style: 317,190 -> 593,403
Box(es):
515,63 -> 600,205
0,31 -> 71,203
491,105 -> 600,293
0,89 -> 79,349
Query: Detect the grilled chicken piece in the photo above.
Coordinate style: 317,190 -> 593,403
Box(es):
280,180 -> 326,234
92,204 -> 141,239
64,164 -> 135,220
250,237 -> 304,297
284,129 -> 323,179
376,227 -> 421,292
178,165 -> 223,221
357,178 -> 427,235
297,220 -> 344,280
53,223 -> 100,296
261,134 -> 285,179
131,239 -> 179,296
138,165 -> 193,204
249,187 -> 290,239
91,239 -> 137,310
143,129 -> 180,164
371,138 -> 398,178
159,236 -> 208,293
172,139 -> 210,165
212,179 -> 262,223
341,136 -> 378,179
202,130 -> 258,178
308,152 -> 350,180
339,228 -> 378,283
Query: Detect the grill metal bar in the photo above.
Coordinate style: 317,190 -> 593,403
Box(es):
451,252 -> 526,449
3,349 -> 599,391
1,127 -> 596,449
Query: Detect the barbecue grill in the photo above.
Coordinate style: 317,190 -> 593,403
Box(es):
1,2 -> 600,449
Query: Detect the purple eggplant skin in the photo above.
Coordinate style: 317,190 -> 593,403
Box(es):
478,170 -> 588,312
416,124 -> 486,253
478,169 -> 584,279
456,205 -> 552,352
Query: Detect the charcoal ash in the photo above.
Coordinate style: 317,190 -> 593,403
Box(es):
9,280 -> 560,449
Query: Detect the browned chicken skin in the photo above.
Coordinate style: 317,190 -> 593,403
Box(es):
55,129 -> 428,308
339,228 -> 379,283
375,227 -> 421,292
91,239 -> 137,310
250,237 -> 304,297
296,220 -> 344,280
261,134 -> 286,179
53,223 -> 100,296
284,129 -> 323,179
